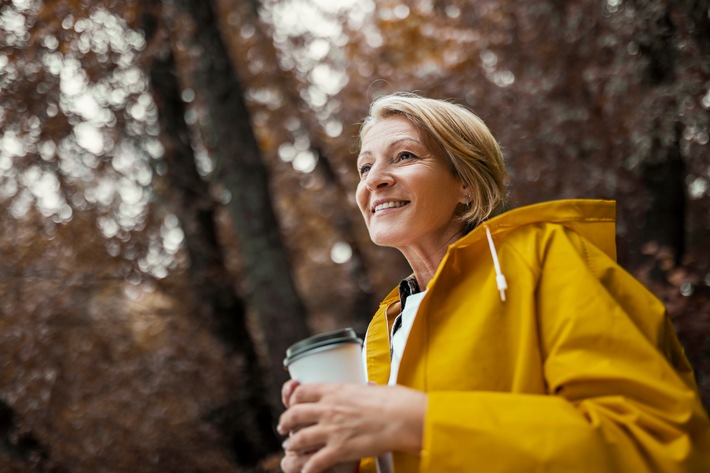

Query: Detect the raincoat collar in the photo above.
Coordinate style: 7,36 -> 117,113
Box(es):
376,199 -> 617,307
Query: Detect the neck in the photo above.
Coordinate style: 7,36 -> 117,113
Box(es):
409,260 -> 440,289
399,231 -> 463,288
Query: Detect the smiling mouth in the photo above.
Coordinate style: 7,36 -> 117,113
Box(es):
372,201 -> 410,213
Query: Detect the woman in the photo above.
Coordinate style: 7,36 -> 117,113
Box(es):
277,93 -> 710,473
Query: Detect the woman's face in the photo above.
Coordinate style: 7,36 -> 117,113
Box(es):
356,115 -> 467,255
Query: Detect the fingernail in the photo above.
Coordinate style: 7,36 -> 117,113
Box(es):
281,439 -> 289,450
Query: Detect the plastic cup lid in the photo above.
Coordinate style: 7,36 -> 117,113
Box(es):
283,328 -> 362,367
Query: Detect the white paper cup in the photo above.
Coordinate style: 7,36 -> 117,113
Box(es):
283,328 -> 366,384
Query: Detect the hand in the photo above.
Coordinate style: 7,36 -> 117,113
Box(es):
280,380 -> 359,473
277,383 -> 426,473
280,449 -> 357,473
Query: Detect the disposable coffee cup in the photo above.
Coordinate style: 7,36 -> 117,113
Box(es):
283,328 -> 366,384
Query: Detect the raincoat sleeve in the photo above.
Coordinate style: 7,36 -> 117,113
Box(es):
420,226 -> 710,472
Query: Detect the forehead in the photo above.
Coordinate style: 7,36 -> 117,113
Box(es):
359,116 -> 424,153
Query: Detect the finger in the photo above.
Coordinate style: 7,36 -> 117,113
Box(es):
289,383 -> 334,404
291,382 -> 375,405
285,424 -> 327,454
302,445 -> 341,473
280,449 -> 310,473
282,380 -> 301,408
278,403 -> 321,435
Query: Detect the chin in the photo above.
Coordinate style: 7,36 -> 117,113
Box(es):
368,230 -> 405,249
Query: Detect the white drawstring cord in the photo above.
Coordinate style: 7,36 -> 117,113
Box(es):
485,226 -> 508,302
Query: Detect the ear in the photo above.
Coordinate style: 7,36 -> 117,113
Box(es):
457,182 -> 469,206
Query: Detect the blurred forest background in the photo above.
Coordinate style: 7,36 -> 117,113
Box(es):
0,0 -> 708,471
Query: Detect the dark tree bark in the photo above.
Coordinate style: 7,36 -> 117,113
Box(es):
149,41 -> 281,465
641,126 -> 687,265
238,0 -> 376,333
636,7 -> 687,269
169,0 -> 311,412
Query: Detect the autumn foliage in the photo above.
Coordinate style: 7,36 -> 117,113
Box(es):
0,0 -> 708,471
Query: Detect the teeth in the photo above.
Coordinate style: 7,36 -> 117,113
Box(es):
374,201 -> 408,212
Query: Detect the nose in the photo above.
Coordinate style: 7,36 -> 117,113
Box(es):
364,163 -> 394,191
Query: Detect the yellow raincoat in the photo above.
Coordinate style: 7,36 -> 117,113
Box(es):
360,199 -> 710,473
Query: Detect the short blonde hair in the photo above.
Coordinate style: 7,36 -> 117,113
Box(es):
359,92 -> 509,229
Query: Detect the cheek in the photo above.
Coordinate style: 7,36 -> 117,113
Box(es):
355,185 -> 369,218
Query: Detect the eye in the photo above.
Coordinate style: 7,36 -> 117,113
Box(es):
358,163 -> 371,178
397,151 -> 415,162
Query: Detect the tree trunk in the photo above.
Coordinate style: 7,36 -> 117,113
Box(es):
239,0 -> 377,332
641,126 -> 687,266
149,40 -> 282,465
146,11 -> 282,469
170,0 -> 311,412
637,7 -> 687,270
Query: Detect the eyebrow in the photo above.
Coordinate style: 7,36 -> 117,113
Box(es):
357,137 -> 422,162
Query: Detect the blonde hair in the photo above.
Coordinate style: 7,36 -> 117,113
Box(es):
359,92 -> 509,229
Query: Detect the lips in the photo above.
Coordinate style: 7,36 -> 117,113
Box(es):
372,200 -> 410,213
